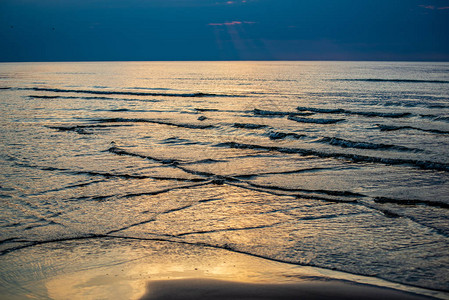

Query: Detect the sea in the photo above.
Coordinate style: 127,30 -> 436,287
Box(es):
0,61 -> 448,296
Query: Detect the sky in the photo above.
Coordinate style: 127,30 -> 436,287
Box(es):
0,0 -> 448,62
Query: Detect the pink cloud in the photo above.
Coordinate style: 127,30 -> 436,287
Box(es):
208,21 -> 256,26
221,0 -> 248,4
419,5 -> 435,9
225,21 -> 242,25
418,5 -> 449,10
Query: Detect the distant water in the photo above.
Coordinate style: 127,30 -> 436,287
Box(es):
0,61 -> 448,291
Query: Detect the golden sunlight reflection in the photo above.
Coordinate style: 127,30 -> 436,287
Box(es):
31,239 -> 433,300
2,62 -> 447,300
44,241 -> 317,300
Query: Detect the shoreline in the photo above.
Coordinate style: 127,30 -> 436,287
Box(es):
0,238 -> 447,300
141,278 -> 436,300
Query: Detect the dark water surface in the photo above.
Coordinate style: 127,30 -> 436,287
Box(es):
0,61 -> 448,295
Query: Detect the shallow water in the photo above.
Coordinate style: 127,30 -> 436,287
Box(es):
0,61 -> 448,293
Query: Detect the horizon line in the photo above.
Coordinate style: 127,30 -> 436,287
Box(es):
1,59 -> 449,64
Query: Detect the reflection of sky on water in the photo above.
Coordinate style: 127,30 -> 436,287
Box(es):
0,62 -> 448,299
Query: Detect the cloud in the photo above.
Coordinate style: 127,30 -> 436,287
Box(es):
419,5 -> 435,9
216,0 -> 248,5
208,21 -> 256,26
418,5 -> 449,10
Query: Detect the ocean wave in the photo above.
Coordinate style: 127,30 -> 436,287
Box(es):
107,145 -> 229,179
164,77 -> 296,83
383,102 -> 449,109
252,109 -> 291,117
287,115 -> 345,124
334,79 -> 449,84
105,108 -> 150,112
253,108 -> 314,117
351,111 -> 412,118
18,161 -> 207,183
29,95 -> 61,99
376,124 -> 449,134
94,118 -> 214,129
128,87 -> 174,91
233,123 -> 268,129
24,87 -> 234,98
215,142 -> 449,172
160,137 -> 207,146
317,137 -> 422,152
267,131 -> 306,140
195,108 -> 219,112
296,106 -> 345,114
374,197 -> 449,209
48,126 -> 92,135
420,114 -> 449,123
435,116 -> 449,122
233,167 -> 335,179
108,145 -> 181,165
47,124 -> 129,135
28,94 -> 161,102
231,182 -> 360,203
296,106 -> 412,118
247,182 -> 364,197
29,95 -> 114,100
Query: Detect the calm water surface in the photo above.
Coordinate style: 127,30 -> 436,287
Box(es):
0,61 -> 448,295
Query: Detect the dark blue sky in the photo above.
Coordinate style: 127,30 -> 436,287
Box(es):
1,0 -> 448,61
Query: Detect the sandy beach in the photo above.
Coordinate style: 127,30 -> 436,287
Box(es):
0,238 -> 445,300
141,278 -> 435,300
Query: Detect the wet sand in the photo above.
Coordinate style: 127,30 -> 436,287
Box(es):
141,278 -> 435,300
0,238 -> 446,300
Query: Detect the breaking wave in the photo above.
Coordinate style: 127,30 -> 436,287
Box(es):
46,124 -> 130,135
376,124 -> 449,135
420,114 -> 449,123
287,115 -> 345,124
374,197 -> 449,209
334,79 -> 449,84
23,87 -> 235,98
317,137 -> 422,152
215,142 -> 449,172
233,123 -> 268,129
267,131 -> 306,140
28,94 -> 161,102
252,108 -> 314,117
93,118 -> 214,129
296,106 -> 413,118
